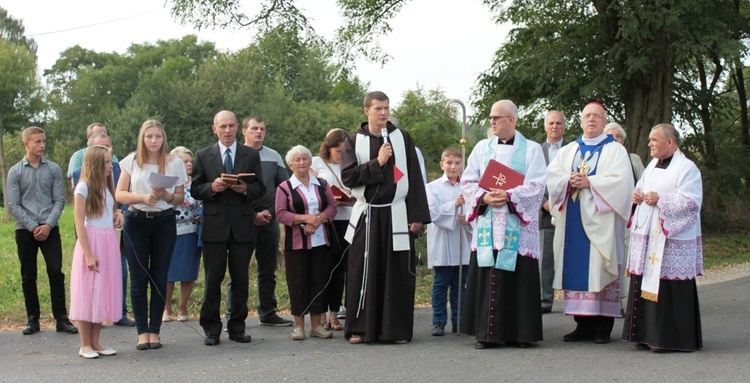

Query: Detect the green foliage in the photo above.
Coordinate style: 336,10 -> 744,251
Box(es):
43,27 -> 366,175
0,40 -> 41,128
391,88 -> 463,174
0,7 -> 37,54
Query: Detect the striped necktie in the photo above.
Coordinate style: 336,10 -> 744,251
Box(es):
224,148 -> 233,174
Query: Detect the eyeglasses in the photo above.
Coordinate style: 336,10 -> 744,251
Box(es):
583,113 -> 605,120
489,115 -> 511,122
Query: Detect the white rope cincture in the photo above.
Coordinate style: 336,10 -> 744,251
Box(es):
355,201 -> 396,318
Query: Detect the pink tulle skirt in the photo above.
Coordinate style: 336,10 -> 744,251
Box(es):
69,226 -> 123,323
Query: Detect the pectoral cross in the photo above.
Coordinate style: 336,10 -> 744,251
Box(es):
648,252 -> 660,266
478,229 -> 491,246
578,152 -> 590,176
571,151 -> 591,202
493,173 -> 507,187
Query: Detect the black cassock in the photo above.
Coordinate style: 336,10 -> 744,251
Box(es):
341,122 -> 430,343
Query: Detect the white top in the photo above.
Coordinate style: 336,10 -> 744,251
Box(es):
75,181 -> 114,227
315,160 -> 353,221
311,156 -> 325,175
426,174 -> 471,267
289,175 -> 327,247
119,154 -> 188,212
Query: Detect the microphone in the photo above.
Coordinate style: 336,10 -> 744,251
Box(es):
381,128 -> 389,143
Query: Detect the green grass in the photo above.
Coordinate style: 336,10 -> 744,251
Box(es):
1,205 -> 746,329
701,233 -> 750,270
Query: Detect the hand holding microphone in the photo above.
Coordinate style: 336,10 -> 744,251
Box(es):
377,127 -> 393,166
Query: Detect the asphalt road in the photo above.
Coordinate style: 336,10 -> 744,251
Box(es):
1,276 -> 748,383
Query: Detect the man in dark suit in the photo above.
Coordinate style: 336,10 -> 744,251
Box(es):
539,110 -> 567,314
192,110 -> 266,345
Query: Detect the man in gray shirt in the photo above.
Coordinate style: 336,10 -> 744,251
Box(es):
7,126 -> 77,335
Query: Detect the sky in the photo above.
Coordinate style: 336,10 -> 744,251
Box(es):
1,0 -> 509,117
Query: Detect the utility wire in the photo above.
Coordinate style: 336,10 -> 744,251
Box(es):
27,8 -> 164,37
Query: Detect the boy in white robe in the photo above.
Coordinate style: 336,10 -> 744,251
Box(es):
426,147 -> 471,336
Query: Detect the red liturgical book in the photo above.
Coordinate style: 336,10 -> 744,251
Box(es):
479,159 -> 525,191
330,184 -> 352,202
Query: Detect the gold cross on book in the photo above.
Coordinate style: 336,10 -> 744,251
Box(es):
492,173 -> 507,187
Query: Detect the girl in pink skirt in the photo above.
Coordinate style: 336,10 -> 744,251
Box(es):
70,145 -> 123,359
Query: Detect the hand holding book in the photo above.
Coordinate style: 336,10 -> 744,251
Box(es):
221,173 -> 256,185
330,184 -> 352,202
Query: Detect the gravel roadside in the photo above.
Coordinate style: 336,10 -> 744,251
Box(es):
697,262 -> 750,285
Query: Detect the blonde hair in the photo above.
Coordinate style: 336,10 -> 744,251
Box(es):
441,147 -> 462,161
22,126 -> 45,142
135,119 -> 169,174
170,146 -> 193,158
80,145 -> 115,218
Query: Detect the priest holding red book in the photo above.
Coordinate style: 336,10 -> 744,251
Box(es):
460,99 -> 547,349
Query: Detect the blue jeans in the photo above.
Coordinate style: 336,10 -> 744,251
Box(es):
122,212 -> 176,335
431,265 -> 468,326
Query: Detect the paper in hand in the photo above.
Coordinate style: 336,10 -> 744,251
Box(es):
149,172 -> 180,188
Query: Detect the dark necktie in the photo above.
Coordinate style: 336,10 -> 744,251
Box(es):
224,148 -> 233,174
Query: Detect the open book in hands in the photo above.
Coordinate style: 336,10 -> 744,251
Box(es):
221,173 -> 256,185
330,184 -> 352,202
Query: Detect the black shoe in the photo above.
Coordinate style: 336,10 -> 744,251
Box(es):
56,316 -> 78,334
228,332 -> 252,343
260,315 -> 293,326
136,343 -> 150,350
593,333 -> 611,344
114,317 -> 135,327
431,323 -> 445,337
475,341 -> 497,350
651,348 -> 672,353
563,327 -> 594,342
541,307 -> 552,314
452,324 -> 457,333
204,335 -> 221,346
22,316 -> 40,335
506,341 -> 531,348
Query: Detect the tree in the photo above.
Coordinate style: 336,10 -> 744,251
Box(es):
169,1 -> 748,156
0,9 -> 44,210
44,27 -> 366,177
391,88 -> 462,175
45,36 -> 220,173
0,7 -> 37,53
